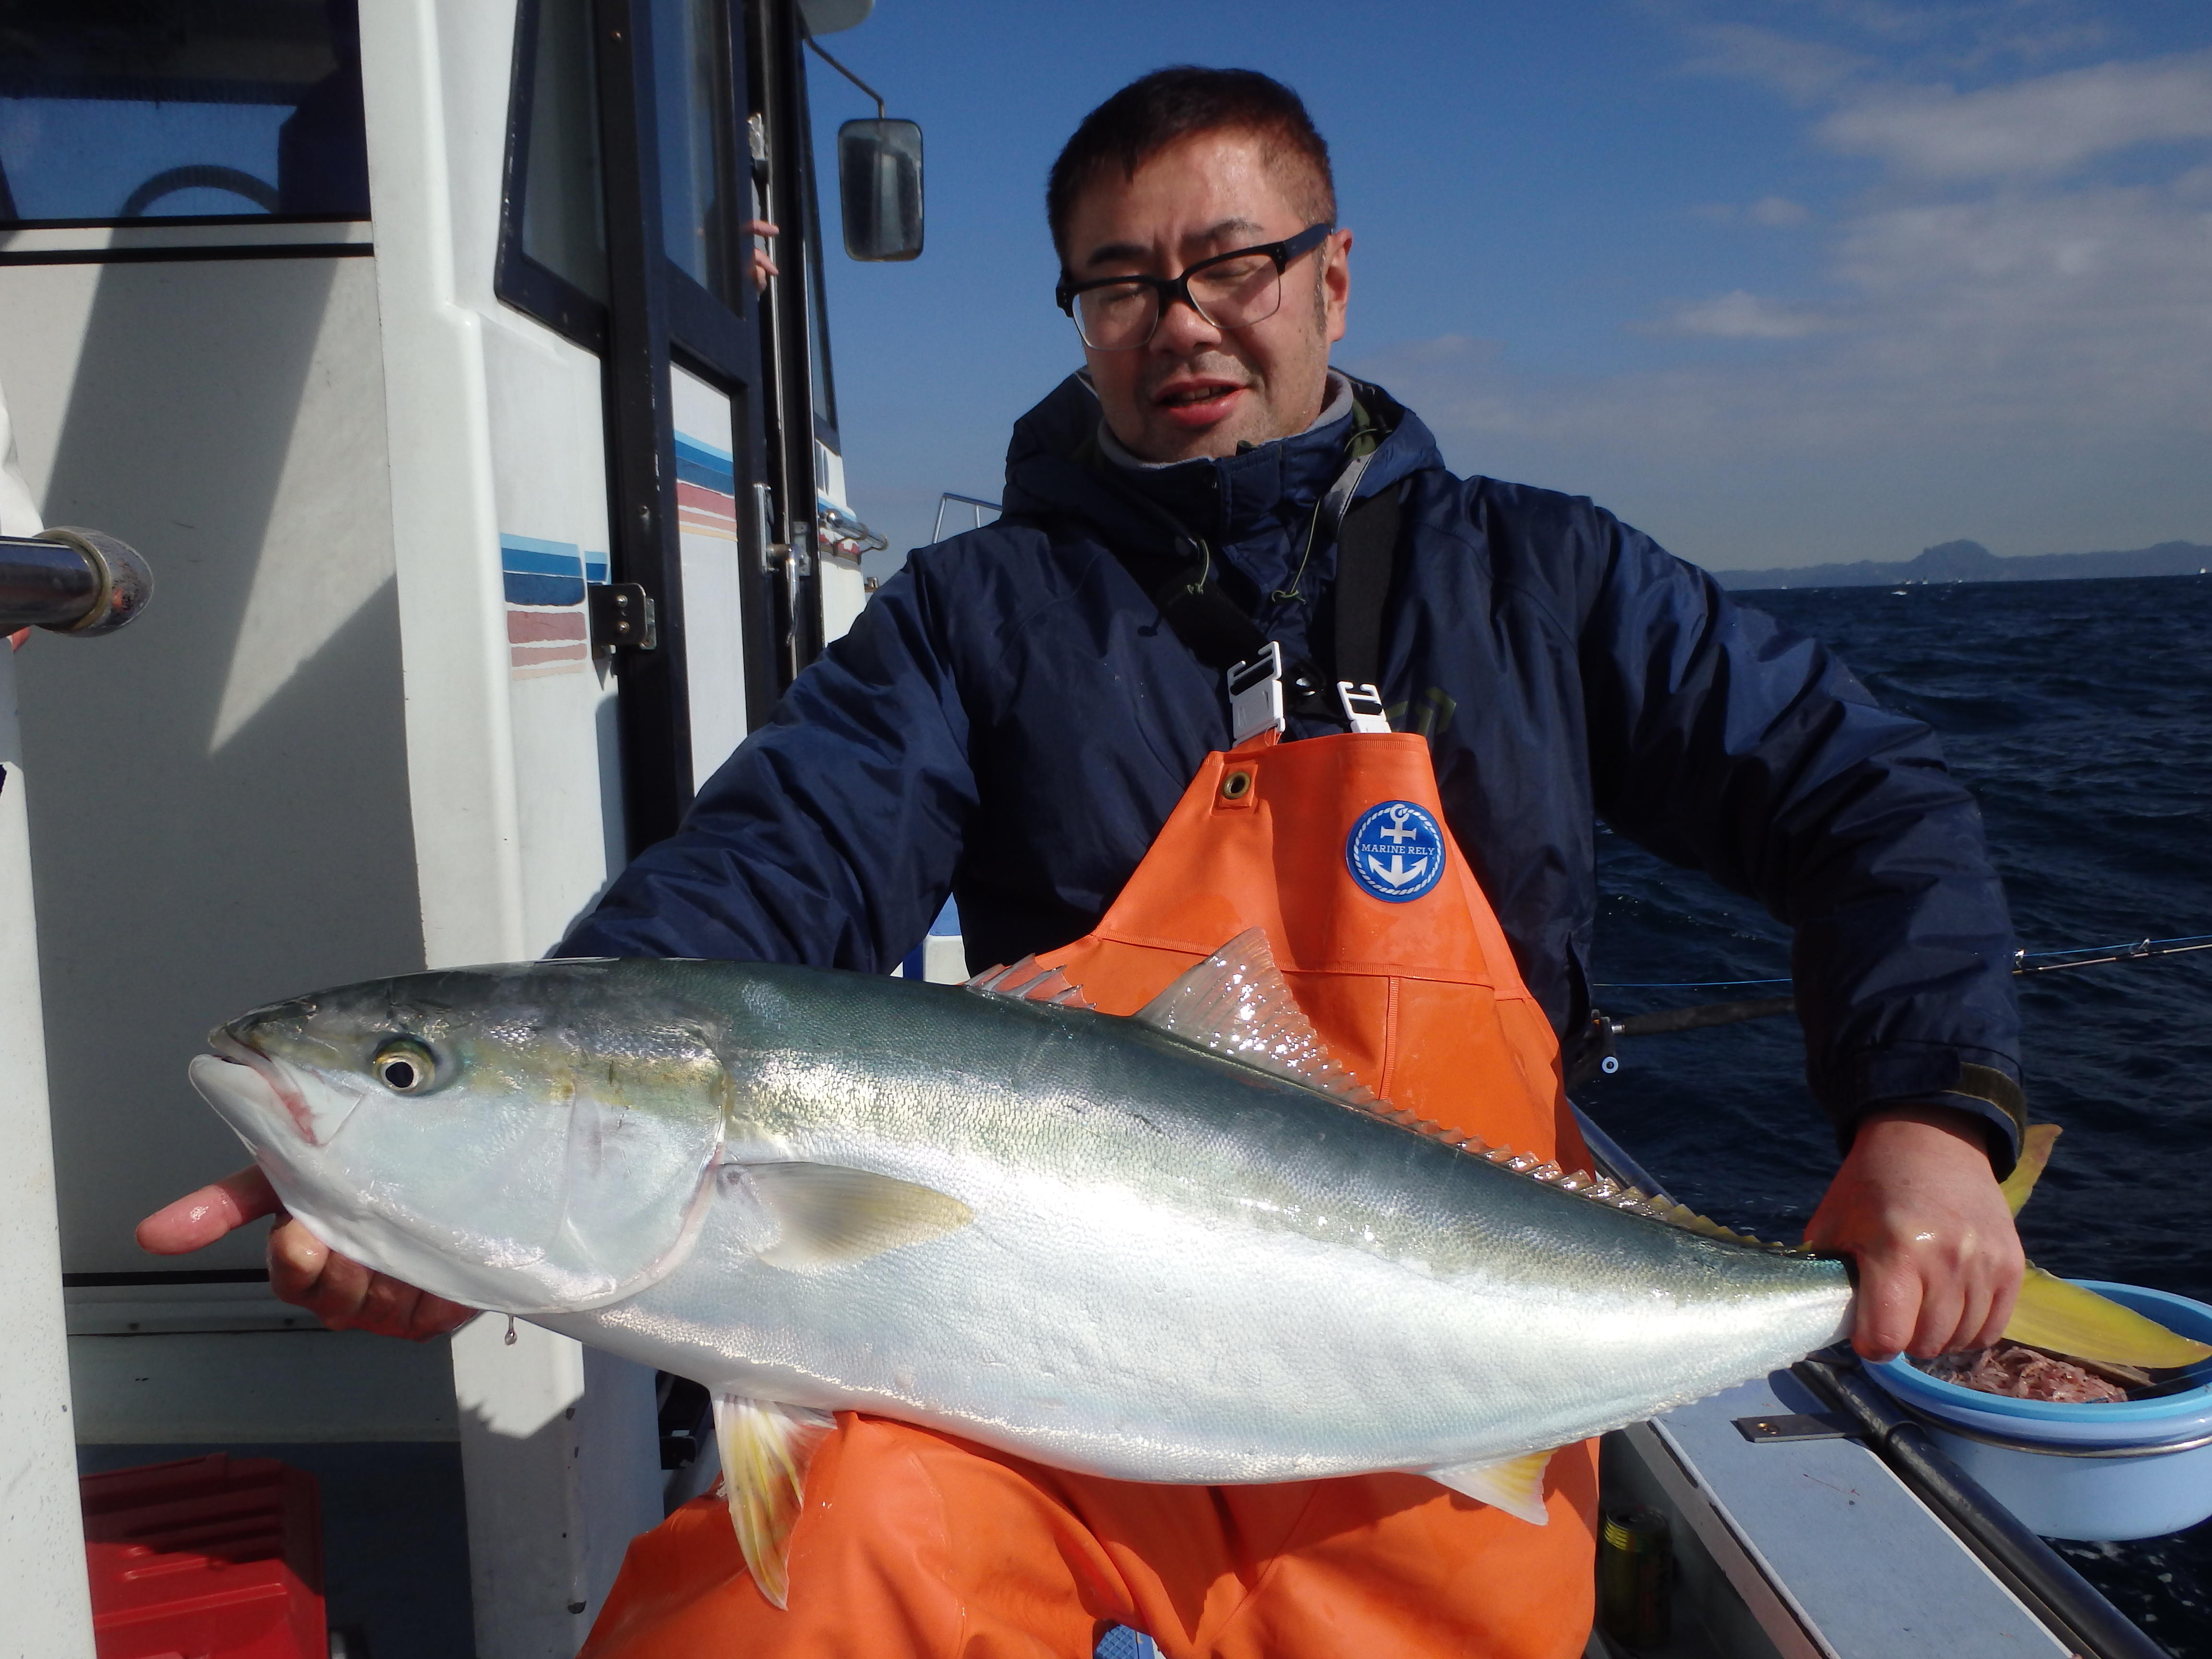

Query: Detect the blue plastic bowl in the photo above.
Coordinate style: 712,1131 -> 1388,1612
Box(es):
1867,1281 -> 2212,1541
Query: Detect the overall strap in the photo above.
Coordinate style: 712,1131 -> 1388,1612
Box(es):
1094,479 -> 1405,728
1145,537 -> 1272,672
1331,481 -> 1403,694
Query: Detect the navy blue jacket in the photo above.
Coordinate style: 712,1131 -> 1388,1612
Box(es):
565,374 -> 2024,1166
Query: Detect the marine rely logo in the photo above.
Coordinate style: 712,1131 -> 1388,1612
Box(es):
1346,800 -> 1446,903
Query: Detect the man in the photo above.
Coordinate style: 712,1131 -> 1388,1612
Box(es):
145,66 -> 2026,1656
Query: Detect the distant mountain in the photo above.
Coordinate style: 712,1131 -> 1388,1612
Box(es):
1712,539 -> 2212,592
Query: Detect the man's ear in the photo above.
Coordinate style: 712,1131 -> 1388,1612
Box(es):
1324,228 -> 1352,345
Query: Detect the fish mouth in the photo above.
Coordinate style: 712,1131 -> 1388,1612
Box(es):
196,1033 -> 321,1145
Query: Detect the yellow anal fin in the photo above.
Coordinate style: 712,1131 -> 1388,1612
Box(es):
1424,1448 -> 1558,1526
2004,1266 -> 2212,1369
713,1394 -> 835,1610
1998,1123 -> 2063,1216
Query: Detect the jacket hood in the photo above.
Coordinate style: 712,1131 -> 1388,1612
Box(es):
1000,372 -> 1443,553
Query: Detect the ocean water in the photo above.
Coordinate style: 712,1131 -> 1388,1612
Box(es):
1576,573 -> 2212,1654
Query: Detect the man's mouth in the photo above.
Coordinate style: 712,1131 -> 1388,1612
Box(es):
1154,380 -> 1247,428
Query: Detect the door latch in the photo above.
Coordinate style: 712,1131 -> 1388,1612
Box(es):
589,583 -> 657,654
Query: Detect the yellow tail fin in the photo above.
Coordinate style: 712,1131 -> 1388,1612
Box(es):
1998,1123 -> 2062,1216
2003,1266 -> 2212,1369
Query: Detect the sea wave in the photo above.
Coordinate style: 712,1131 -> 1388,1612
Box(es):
1581,574 -> 2212,1652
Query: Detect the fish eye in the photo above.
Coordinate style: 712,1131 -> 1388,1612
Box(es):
371,1038 -> 438,1095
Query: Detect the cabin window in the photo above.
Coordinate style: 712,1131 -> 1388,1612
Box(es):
0,0 -> 370,225
797,67 -> 838,440
515,0 -> 609,303
499,0 -> 611,348
649,0 -> 740,308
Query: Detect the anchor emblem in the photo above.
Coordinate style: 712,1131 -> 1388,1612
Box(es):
1366,849 -> 1432,889
1345,800 -> 1446,903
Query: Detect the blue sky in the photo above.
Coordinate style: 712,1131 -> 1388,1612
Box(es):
806,0 -> 2211,574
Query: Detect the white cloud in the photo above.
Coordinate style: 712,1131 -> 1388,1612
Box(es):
1653,289 -> 1837,338
1684,24 -> 1876,103
1818,51 -> 2212,179
1349,39 -> 2212,571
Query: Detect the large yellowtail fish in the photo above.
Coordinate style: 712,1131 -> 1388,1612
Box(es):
186,932 -> 2206,1605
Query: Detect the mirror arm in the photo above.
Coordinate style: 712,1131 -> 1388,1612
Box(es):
802,29 -> 886,121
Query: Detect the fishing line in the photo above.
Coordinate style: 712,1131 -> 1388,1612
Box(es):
1591,931 -> 2212,993
1575,930 -> 2212,1070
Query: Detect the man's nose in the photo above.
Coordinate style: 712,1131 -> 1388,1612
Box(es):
1150,289 -> 1223,354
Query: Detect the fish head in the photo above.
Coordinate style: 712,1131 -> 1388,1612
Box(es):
190,962 -> 729,1315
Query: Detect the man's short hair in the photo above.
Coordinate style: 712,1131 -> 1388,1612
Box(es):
1046,67 -> 1336,264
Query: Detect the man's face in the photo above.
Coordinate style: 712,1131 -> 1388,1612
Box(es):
1061,128 -> 1350,464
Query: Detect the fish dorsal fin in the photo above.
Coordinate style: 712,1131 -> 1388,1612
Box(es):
713,1393 -> 835,1608
1455,1140 -> 1803,1251
1131,928 -> 1379,1107
1425,1448 -> 1557,1525
965,954 -> 1094,1010
2004,1265 -> 2212,1368
1999,1123 -> 2062,1216
1127,936 -> 1800,1252
725,1163 -> 974,1271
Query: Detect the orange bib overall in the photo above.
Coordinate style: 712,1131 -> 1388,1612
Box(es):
583,731 -> 1600,1659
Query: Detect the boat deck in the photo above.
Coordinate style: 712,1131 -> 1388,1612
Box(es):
1597,1369 -> 2069,1658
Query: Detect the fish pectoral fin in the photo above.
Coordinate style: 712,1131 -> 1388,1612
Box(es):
732,1162 -> 974,1270
1133,928 -> 1381,1107
2004,1265 -> 2212,1368
713,1394 -> 835,1610
1424,1448 -> 1558,1526
1998,1123 -> 2063,1216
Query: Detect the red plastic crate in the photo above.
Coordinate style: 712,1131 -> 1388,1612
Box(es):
80,1454 -> 327,1659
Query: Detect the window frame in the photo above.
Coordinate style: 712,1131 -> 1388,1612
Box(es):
0,5 -> 374,230
497,0 -> 829,854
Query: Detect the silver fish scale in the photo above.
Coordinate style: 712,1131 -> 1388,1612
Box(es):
531,961 -> 1854,1481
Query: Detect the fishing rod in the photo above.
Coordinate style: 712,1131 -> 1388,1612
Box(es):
1573,932 -> 2212,1083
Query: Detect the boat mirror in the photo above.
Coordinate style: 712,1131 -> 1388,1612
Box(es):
837,118 -> 923,262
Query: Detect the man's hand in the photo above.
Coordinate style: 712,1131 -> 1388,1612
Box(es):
745,218 -> 780,292
1804,1103 -> 2024,1360
138,1166 -> 476,1343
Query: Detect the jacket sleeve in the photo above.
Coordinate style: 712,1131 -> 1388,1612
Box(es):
556,560 -> 975,971
1577,516 -> 2026,1174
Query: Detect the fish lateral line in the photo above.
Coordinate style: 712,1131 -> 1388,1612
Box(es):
970,929 -> 1803,1252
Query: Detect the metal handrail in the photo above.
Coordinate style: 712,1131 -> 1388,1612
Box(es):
0,528 -> 152,636
931,493 -> 1001,544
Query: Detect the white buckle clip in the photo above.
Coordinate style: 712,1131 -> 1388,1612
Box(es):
1337,681 -> 1390,733
1226,642 -> 1286,744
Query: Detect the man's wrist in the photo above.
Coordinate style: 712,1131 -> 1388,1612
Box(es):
1860,1099 -> 1991,1138
1854,1097 -> 2014,1177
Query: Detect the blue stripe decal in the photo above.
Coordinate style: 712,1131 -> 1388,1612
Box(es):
497,546 -> 575,570
505,572 -> 584,605
676,456 -> 734,493
504,549 -> 579,577
674,434 -> 736,494
675,432 -> 733,463
501,536 -> 584,606
585,556 -> 609,584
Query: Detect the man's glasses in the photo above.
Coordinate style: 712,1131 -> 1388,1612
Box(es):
1056,223 -> 1334,351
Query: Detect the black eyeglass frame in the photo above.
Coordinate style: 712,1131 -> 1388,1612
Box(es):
1054,222 -> 1336,348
